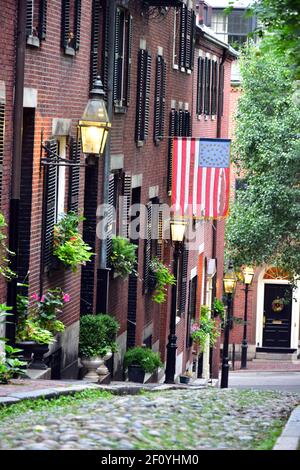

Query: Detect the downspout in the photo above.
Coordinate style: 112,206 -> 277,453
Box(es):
97,0 -> 116,313
6,0 -> 26,342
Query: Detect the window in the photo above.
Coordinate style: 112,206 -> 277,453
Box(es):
143,198 -> 163,293
26,0 -> 48,46
211,8 -> 257,48
154,53 -> 166,144
135,47 -> 152,145
173,3 -> 195,73
177,244 -> 189,316
186,275 -> 197,347
113,8 -> 133,109
55,138 -> 66,222
196,55 -> 219,117
61,0 -> 82,55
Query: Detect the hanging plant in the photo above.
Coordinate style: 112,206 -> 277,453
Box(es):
109,236 -> 138,278
0,212 -> 15,280
53,211 -> 94,272
149,257 -> 176,304
213,298 -> 225,320
191,306 -> 220,352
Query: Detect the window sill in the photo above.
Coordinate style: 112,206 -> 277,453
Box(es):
172,64 -> 179,71
64,47 -> 76,57
26,36 -> 40,48
211,115 -> 216,121
136,140 -> 145,148
114,105 -> 127,114
176,315 -> 182,325
197,114 -> 202,121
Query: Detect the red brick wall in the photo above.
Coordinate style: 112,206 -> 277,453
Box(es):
0,0 -> 17,304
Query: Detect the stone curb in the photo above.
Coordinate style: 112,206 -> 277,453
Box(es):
0,379 -> 215,407
273,405 -> 300,450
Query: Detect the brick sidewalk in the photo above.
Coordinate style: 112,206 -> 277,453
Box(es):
231,361 -> 300,372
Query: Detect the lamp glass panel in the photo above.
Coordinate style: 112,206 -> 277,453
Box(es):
81,98 -> 109,123
243,267 -> 254,285
171,222 -> 186,242
81,126 -> 105,155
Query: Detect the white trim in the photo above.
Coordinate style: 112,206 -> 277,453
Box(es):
256,267 -> 300,350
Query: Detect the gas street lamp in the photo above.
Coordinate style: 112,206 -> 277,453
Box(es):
221,263 -> 237,388
240,266 -> 254,369
165,219 -> 187,384
79,76 -> 111,157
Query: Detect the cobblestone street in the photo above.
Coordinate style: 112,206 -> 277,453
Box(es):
0,388 -> 299,450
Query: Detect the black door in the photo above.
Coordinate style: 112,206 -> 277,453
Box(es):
262,284 -> 292,348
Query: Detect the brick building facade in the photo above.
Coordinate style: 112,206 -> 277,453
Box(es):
0,0 -> 236,381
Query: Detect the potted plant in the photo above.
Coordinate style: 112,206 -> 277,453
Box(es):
190,306 -> 220,353
79,314 -> 119,381
0,306 -> 26,384
124,346 -> 163,383
109,236 -> 137,278
179,370 -> 193,384
148,257 -> 176,303
53,211 -> 94,272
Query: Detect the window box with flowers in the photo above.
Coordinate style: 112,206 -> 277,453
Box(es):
109,236 -> 138,278
16,288 -> 70,370
191,306 -> 220,353
148,257 -> 176,304
53,211 -> 94,272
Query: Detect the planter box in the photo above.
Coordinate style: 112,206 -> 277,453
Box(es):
179,375 -> 191,384
127,364 -> 145,383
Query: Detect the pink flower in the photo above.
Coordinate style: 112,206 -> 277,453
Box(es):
40,295 -> 45,302
63,293 -> 71,303
31,293 -> 39,301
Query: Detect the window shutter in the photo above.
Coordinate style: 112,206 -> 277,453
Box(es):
160,59 -> 166,139
154,56 -> 162,143
61,0 -> 70,49
38,0 -> 48,40
184,111 -> 192,137
26,0 -> 34,37
144,51 -> 152,140
143,202 -> 152,293
125,15 -> 133,106
90,0 -> 101,88
68,137 -> 81,213
121,174 -> 131,238
219,63 -> 224,116
179,245 -> 189,315
178,109 -> 184,136
167,108 -> 177,193
204,57 -> 211,115
196,57 -> 204,115
103,1 -> 110,94
106,174 -> 116,266
211,61 -> 218,115
74,0 -> 82,51
189,11 -> 196,71
42,140 -> 58,270
179,4 -> 187,70
157,208 -> 163,260
113,8 -> 123,105
0,102 -> 4,205
185,8 -> 192,69
135,49 -> 145,142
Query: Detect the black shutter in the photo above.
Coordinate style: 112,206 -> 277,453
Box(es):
74,0 -> 82,51
178,108 -> 184,136
179,4 -> 187,70
121,174 -> 131,238
144,51 -> 152,140
186,276 -> 197,347
113,8 -> 124,105
189,10 -> 196,71
179,245 -> 189,315
26,0 -> 34,37
185,8 -> 192,70
61,0 -> 70,49
0,102 -> 4,205
143,202 -> 152,293
204,57 -> 210,115
68,137 -> 81,213
211,61 -> 218,115
157,208 -> 163,260
160,58 -> 166,139
196,57 -> 204,115
219,63 -> 224,116
154,56 -> 162,143
42,140 -> 58,270
90,0 -> 101,88
125,15 -> 133,106
106,174 -> 116,266
38,0 -> 48,40
103,1 -> 110,94
167,108 -> 177,193
184,111 -> 192,137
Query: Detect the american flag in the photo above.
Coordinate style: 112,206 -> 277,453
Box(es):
171,137 -> 231,219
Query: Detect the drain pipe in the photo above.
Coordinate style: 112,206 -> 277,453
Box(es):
6,0 -> 26,341
97,0 -> 116,313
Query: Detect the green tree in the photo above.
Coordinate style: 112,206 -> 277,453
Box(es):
226,42 -> 300,279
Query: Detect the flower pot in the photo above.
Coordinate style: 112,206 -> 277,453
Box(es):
127,364 -> 145,383
28,343 -> 49,370
81,356 -> 104,382
96,351 -> 112,376
179,375 -> 191,384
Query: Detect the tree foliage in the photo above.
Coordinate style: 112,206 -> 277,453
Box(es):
226,42 -> 300,279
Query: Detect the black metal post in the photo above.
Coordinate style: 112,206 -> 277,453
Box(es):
241,283 -> 249,369
165,242 -> 180,384
221,293 -> 233,388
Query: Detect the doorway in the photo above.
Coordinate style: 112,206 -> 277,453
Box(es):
262,284 -> 292,349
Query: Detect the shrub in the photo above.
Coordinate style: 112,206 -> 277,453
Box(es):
124,346 -> 163,374
79,314 -> 119,358
110,236 -> 137,278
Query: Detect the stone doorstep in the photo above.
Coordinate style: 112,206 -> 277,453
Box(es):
0,378 -> 217,407
273,405 -> 300,450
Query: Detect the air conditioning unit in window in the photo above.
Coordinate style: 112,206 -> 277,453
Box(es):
143,0 -> 183,7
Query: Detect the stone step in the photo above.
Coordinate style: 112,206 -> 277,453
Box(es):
254,352 -> 297,361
